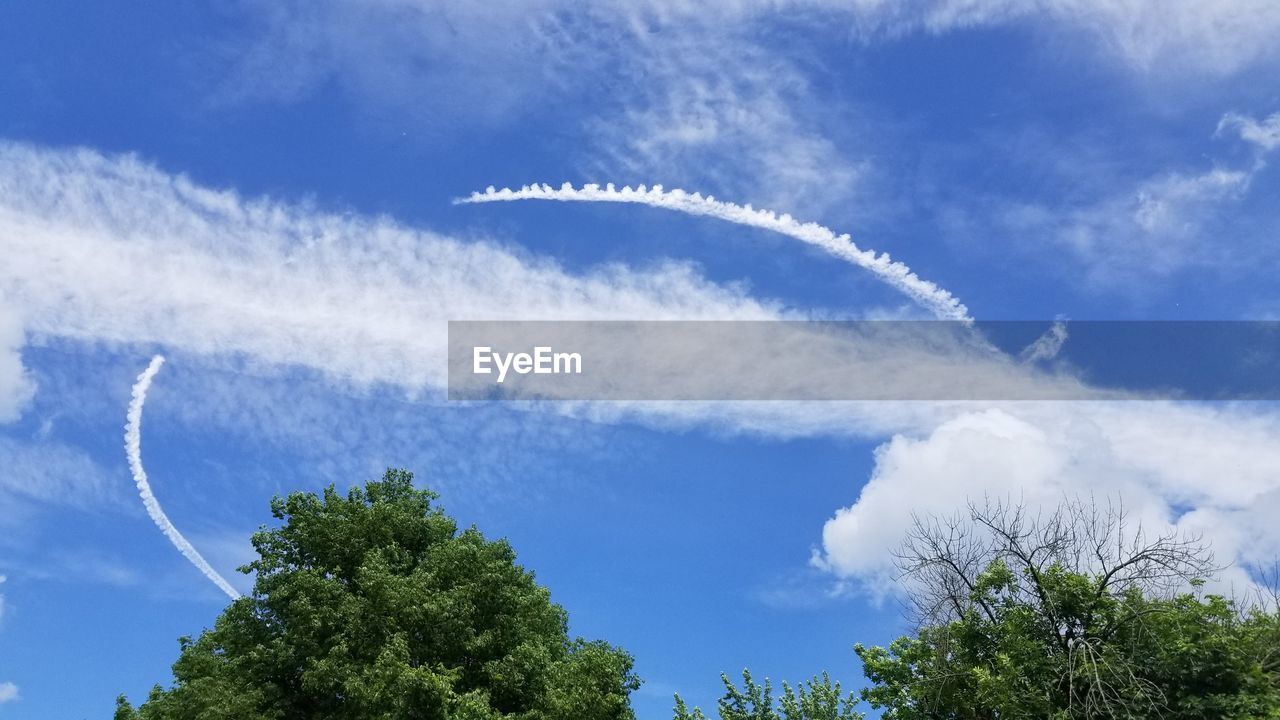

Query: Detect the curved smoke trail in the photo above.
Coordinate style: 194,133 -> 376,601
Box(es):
125,355 -> 241,600
456,183 -> 971,322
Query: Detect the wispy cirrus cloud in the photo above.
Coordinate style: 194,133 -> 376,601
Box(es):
0,141 -> 783,393
207,2 -> 1280,315
1218,111 -> 1280,152
0,308 -> 34,423
218,1 -> 874,221
1001,165 -> 1255,281
572,10 -> 867,219
5,139 -> 1280,606
0,435 -> 122,522
939,112 -> 1280,293
0,140 -> 969,445
835,0 -> 1280,77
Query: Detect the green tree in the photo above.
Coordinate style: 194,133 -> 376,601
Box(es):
856,499 -> 1280,719
116,469 -> 640,720
673,670 -> 863,720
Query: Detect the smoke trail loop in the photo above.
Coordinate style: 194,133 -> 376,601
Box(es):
456,183 -> 971,322
125,355 -> 241,600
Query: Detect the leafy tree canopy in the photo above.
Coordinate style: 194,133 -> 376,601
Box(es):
673,670 -> 863,720
856,500 -> 1280,719
681,499 -> 1280,720
116,469 -> 639,720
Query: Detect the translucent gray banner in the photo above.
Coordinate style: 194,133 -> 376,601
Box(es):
447,321 -> 1280,401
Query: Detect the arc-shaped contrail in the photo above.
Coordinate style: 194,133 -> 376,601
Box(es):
125,356 -> 241,600
457,183 -> 971,322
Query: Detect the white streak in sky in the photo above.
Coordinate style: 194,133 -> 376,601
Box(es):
1020,320 -> 1069,364
125,356 -> 241,600
457,183 -> 971,322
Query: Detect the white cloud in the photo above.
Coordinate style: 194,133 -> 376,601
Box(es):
8,552 -> 141,589
215,1 -> 593,128
577,15 -> 866,218
0,141 -> 782,393
223,2 -> 875,221
0,141 -> 959,440
815,402 -> 1280,597
461,183 -> 970,320
1218,111 -> 1280,152
988,118 -> 1275,286
1054,166 -> 1253,278
211,3 -> 1280,288
126,356 -> 240,601
921,108 -> 1280,298
1019,319 -> 1068,363
0,436 -> 122,517
836,0 -> 1280,76
0,308 -> 34,423
0,681 -> 16,704
6,139 -> 1280,607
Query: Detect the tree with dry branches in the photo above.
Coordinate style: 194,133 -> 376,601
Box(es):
856,497 -> 1280,719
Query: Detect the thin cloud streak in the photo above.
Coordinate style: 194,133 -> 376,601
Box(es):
125,355 -> 240,600
458,183 -> 972,322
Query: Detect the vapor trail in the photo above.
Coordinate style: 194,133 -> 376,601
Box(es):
457,183 -> 971,322
125,356 -> 241,600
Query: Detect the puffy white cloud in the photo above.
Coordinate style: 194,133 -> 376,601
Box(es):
0,681 -> 17,704
815,402 -> 1280,597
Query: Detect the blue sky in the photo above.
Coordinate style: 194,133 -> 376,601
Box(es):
2,2 -> 1280,718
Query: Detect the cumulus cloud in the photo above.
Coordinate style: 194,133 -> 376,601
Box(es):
0,681 -> 16,704
815,402 -> 1280,597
